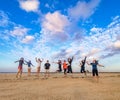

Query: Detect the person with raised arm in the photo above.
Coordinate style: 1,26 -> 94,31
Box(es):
53,60 -> 62,72
67,56 -> 74,73
63,60 -> 68,77
87,59 -> 104,80
80,56 -> 87,77
25,60 -> 34,76
35,57 -> 43,76
15,57 -> 25,78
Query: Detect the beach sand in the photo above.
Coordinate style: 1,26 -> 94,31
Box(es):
0,72 -> 120,100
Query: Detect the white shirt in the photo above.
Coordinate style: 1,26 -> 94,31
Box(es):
36,60 -> 42,67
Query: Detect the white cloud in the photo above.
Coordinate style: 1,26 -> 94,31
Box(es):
40,11 -> 70,44
42,11 -> 70,33
10,25 -> 29,36
87,16 -> 120,59
68,0 -> 100,20
113,16 -> 119,21
40,29 -> 69,45
1,9 -> 120,72
22,35 -> 35,44
86,48 -> 100,57
60,16 -> 120,61
0,11 -> 9,27
90,27 -> 103,35
114,40 -> 120,48
108,16 -> 120,28
19,0 -> 40,12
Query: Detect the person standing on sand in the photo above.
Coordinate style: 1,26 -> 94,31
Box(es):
44,60 -> 51,78
80,56 -> 87,77
87,59 -> 104,79
25,60 -> 34,76
15,57 -> 25,78
35,57 -> 43,76
67,56 -> 74,73
63,60 -> 68,77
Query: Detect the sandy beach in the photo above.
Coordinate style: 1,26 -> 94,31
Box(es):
0,72 -> 120,100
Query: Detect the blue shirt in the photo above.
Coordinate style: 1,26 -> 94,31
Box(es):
90,62 -> 98,70
25,61 -> 33,67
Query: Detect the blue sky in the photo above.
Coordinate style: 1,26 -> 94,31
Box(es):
0,0 -> 120,72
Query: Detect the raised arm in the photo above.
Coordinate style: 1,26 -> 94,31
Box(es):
41,58 -> 44,62
23,60 -> 26,65
86,61 -> 91,65
14,60 -> 19,63
35,57 -> 38,62
98,64 -> 104,67
84,56 -> 87,63
23,60 -> 28,65
31,63 -> 35,67
71,56 -> 74,61
24,60 -> 28,63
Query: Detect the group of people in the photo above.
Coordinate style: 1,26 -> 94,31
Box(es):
15,57 -> 50,78
15,56 -> 104,79
79,56 -> 104,78
53,56 -> 74,77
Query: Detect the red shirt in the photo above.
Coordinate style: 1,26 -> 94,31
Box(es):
63,62 -> 67,69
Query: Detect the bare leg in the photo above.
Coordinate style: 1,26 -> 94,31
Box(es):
28,68 -> 31,76
16,69 -> 20,78
19,70 -> 22,78
64,69 -> 67,77
44,70 -> 47,78
48,70 -> 50,77
36,67 -> 40,76
16,71 -> 19,78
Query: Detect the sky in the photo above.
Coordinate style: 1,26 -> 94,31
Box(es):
0,0 -> 120,72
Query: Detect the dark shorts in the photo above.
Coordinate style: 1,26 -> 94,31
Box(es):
59,66 -> 62,72
81,67 -> 85,73
92,69 -> 98,76
64,69 -> 67,74
45,67 -> 50,70
67,65 -> 72,73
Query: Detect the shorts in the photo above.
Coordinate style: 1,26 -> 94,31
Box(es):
81,67 -> 85,73
64,69 -> 67,74
28,67 -> 31,69
45,69 -> 49,72
37,67 -> 40,71
45,67 -> 49,70
92,69 -> 98,76
18,66 -> 22,70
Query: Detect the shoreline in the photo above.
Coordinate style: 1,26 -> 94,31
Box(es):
0,71 -> 120,73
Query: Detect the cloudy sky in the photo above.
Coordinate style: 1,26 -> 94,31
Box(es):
0,0 -> 120,72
